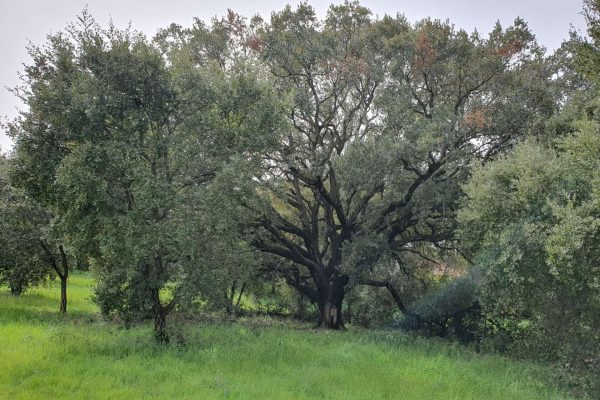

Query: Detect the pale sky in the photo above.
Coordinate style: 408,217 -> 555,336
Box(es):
0,0 -> 587,152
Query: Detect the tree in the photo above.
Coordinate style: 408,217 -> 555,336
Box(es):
0,153 -> 72,312
0,155 -> 46,295
458,132 -> 600,395
147,11 -> 285,322
458,3 -> 600,395
4,28 -> 78,311
8,12 -> 282,340
577,0 -> 600,82
237,2 -> 555,328
8,14 -> 189,335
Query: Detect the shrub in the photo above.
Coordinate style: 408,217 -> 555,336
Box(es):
393,274 -> 482,344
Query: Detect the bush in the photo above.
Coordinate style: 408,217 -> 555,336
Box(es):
345,284 -> 401,328
458,133 -> 600,397
93,268 -> 154,324
393,275 -> 482,344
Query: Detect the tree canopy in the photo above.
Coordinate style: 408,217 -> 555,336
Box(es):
7,11 -> 282,339
225,2 -> 557,328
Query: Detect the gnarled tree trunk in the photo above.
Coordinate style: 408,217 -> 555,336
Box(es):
316,276 -> 347,330
151,288 -> 174,343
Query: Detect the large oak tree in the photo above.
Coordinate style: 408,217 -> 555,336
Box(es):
240,2 -> 557,328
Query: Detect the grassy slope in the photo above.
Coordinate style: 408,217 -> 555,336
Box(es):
0,273 -> 569,400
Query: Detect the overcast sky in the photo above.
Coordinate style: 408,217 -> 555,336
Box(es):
0,0 -> 587,151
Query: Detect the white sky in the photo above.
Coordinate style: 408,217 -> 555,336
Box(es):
0,0 -> 587,152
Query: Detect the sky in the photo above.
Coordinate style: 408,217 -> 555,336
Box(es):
0,0 -> 587,152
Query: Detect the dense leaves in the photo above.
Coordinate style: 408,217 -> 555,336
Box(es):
457,4 -> 600,395
0,155 -> 49,295
459,131 -> 600,396
7,12 -> 282,340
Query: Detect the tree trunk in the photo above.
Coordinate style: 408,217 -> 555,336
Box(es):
226,281 -> 236,315
316,277 -> 346,330
153,305 -> 168,343
58,244 -> 69,314
361,279 -> 409,314
235,282 -> 246,313
59,275 -> 68,313
9,282 -> 23,296
151,289 -> 170,343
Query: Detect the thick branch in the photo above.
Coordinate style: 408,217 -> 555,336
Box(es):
361,279 -> 408,314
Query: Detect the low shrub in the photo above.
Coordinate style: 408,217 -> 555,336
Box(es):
393,275 -> 482,344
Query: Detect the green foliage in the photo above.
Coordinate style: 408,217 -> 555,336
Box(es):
459,130 -> 600,396
241,1 -> 557,329
92,266 -> 155,323
2,11 -> 595,400
576,0 -> 600,81
6,2 -> 564,337
0,154 -> 53,295
394,275 -> 481,343
458,7 -> 600,393
9,12 -> 283,338
345,284 -> 401,328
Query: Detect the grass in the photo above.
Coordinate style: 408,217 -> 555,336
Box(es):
0,273 -> 570,399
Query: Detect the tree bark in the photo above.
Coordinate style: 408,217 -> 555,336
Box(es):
152,291 -> 169,343
316,276 -> 347,329
58,245 -> 69,314
39,241 -> 69,313
9,282 -> 23,296
59,275 -> 68,313
153,306 -> 168,343
151,288 -> 175,343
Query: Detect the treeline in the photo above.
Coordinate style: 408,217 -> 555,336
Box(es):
0,1 -> 598,397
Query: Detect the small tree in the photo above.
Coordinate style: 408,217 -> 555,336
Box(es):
0,154 -> 71,311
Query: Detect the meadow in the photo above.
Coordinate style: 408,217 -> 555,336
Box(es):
0,273 -> 570,399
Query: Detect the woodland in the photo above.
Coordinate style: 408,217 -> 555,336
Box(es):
1,1 -> 599,398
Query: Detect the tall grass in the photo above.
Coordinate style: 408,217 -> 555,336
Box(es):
0,273 -> 570,399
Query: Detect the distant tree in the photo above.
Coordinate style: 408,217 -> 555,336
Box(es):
577,0 -> 600,81
233,2 -> 555,329
0,154 -> 70,310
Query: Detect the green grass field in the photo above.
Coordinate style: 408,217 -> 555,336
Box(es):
0,273 -> 570,399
